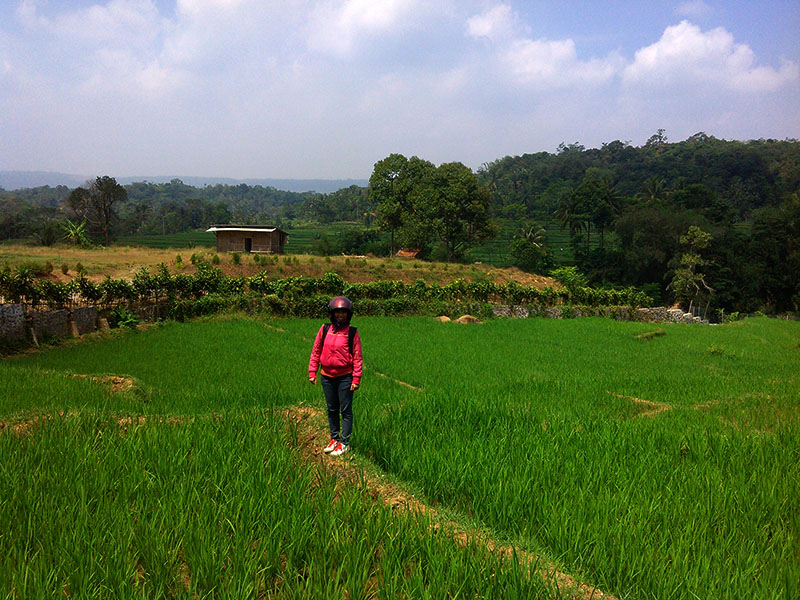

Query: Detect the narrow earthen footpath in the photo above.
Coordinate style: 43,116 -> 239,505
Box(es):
285,405 -> 617,600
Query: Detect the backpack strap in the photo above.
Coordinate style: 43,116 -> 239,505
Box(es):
321,323 -> 357,356
348,326 -> 357,355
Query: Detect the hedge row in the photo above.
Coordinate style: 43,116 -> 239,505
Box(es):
165,293 -> 496,322
1,263 -> 652,312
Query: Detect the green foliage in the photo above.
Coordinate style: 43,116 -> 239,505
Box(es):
61,219 -> 92,248
231,251 -> 241,265
35,278 -> 71,309
64,176 -> 127,245
669,225 -> 714,311
369,154 -> 492,259
34,221 -> 60,246
511,221 -> 551,273
0,265 -> 650,315
550,266 -> 589,290
110,306 -> 139,329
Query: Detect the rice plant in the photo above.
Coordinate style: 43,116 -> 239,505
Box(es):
3,315 -> 798,599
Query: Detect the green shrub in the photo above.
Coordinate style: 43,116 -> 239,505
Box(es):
17,260 -> 53,277
110,306 -> 139,329
550,266 -> 588,291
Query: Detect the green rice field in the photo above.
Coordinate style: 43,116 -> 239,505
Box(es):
2,316 -> 798,599
116,231 -> 217,249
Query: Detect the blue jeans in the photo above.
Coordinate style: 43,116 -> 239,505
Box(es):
320,373 -> 353,445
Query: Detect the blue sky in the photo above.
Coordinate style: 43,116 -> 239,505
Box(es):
1,0 -> 798,180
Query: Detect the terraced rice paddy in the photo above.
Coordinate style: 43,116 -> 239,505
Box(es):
1,316 -> 798,598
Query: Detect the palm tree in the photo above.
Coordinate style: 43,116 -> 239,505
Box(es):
637,176 -> 668,205
554,195 -> 590,245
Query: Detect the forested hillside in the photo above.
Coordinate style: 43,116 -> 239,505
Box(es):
1,134 -> 798,314
475,135 -> 800,313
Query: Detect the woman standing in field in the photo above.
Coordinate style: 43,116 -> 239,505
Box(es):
308,296 -> 362,457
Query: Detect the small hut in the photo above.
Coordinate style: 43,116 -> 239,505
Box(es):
206,224 -> 288,254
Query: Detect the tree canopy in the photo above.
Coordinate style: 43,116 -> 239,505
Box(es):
368,154 -> 492,260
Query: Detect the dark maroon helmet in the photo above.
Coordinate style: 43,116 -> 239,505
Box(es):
328,296 -> 353,326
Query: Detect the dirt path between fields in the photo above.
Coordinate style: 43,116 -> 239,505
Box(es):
284,404 -> 616,600
610,392 -> 673,418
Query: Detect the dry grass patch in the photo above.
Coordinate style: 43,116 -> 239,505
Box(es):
0,243 -> 556,287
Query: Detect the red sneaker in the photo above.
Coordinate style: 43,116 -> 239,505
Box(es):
330,442 -> 349,457
323,438 -> 337,454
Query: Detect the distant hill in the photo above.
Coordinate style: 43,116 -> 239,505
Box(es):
0,171 -> 86,190
0,171 -> 368,194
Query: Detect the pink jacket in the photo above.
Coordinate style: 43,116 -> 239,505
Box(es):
308,324 -> 363,385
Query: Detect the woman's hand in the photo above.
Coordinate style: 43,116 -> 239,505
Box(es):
309,375 -> 317,385
350,382 -> 358,391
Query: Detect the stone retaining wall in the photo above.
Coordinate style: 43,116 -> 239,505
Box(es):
29,309 -> 71,341
0,303 -> 26,341
2,304 -> 107,347
71,306 -> 99,335
492,304 -> 707,324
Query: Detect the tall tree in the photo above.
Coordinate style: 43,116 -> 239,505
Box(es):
65,176 -> 127,245
424,162 -> 492,261
369,154 -> 411,255
668,225 -> 713,313
511,220 -> 550,273
369,155 -> 492,260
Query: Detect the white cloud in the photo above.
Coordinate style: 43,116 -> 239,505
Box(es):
1,2 -> 798,179
18,0 -> 164,49
624,20 -> 798,92
466,4 -> 517,43
307,0 -> 420,56
504,38 -> 621,89
464,5 -> 621,90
